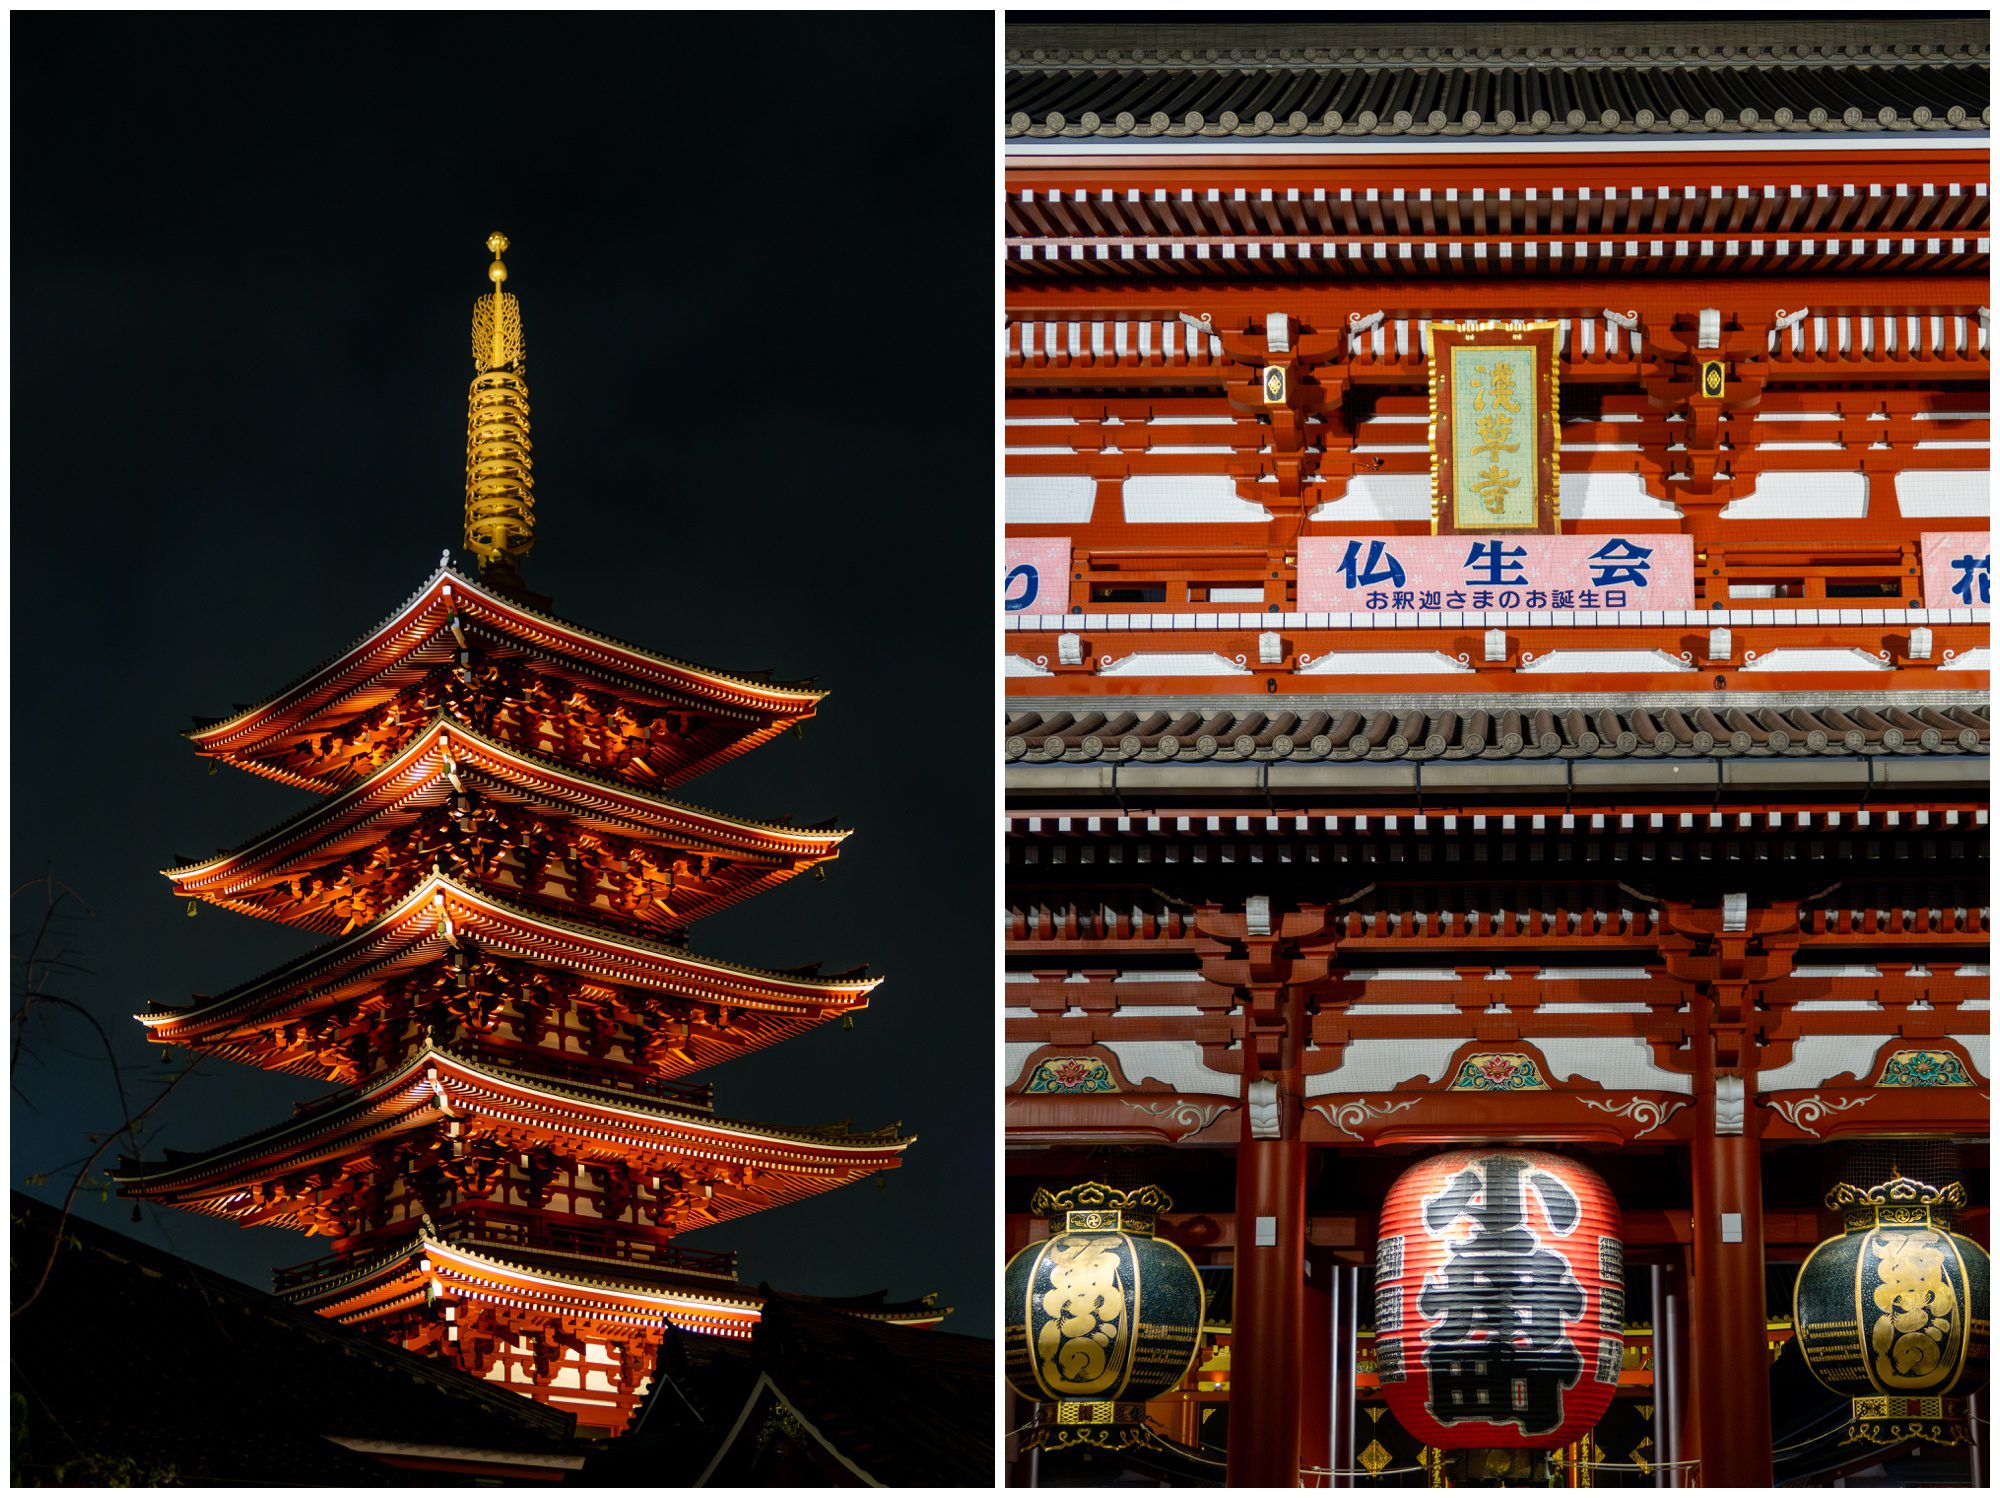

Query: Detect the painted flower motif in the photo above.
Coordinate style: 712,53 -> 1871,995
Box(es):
1480,1056 -> 1519,1083
1052,1059 -> 1090,1090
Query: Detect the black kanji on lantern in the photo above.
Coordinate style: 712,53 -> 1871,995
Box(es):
1417,1155 -> 1587,1436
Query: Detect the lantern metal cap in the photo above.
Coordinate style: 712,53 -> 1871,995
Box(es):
1825,1168 -> 1966,1229
1030,1180 -> 1171,1235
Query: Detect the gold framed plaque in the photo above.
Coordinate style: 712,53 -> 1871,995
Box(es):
1428,321 -> 1562,535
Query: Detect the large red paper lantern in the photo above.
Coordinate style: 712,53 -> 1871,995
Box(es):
1376,1149 -> 1624,1455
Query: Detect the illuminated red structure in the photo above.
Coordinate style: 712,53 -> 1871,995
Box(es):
118,238 -> 940,1437
1002,20 -> 1989,1489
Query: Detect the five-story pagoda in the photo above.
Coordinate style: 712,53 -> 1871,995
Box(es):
116,235 -> 938,1436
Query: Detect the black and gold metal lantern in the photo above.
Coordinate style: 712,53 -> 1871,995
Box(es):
1003,1182 -> 1206,1451
1793,1170 -> 1989,1445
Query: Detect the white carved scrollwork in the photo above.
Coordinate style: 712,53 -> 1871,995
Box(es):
1309,1096 -> 1419,1139
1123,1099 -> 1229,1138
1714,1074 -> 1746,1134
1247,1079 -> 1280,1139
1579,1096 -> 1688,1138
1770,1093 -> 1874,1138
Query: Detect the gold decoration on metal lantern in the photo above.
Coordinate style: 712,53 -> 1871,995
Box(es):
1793,1170 -> 1989,1445
465,232 -> 535,589
1003,1182 -> 1206,1453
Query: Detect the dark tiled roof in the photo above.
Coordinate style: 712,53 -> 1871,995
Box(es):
579,1296 -> 991,1487
1005,21 -> 1989,140
10,1193 -> 577,1487
1005,702 -> 1990,763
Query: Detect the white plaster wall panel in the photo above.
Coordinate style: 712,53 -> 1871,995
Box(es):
1758,1036 -> 1885,1091
1894,471 -> 1988,516
1950,1035 -> 1988,1079
1520,650 -> 1694,674
1299,651 -> 1474,676
1559,471 -> 1682,520
1003,1007 -> 1036,1020
1101,1041 -> 1242,1096
1348,1003 -> 1461,1015
1532,1002 -> 1652,1013
1005,655 -> 1054,677
1718,471 -> 1869,518
1005,475 -> 1097,523
1536,1036 -> 1694,1093
1004,1043 -> 1039,1085
1740,648 -> 1893,673
1941,647 -> 1991,671
1304,1039 -> 1464,1094
1344,969 -> 1459,981
1539,967 -> 1653,980
1125,474 -> 1272,522
1307,474 -> 1431,521
1100,652 -> 1253,677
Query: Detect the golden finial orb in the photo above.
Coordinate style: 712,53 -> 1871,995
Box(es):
487,231 -> 510,283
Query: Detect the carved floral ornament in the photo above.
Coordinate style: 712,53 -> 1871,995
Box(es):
1447,1052 -> 1550,1091
1022,1055 -> 1120,1095
1874,1048 -> 1977,1088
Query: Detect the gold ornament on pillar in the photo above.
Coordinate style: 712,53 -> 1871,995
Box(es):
464,232 -> 535,591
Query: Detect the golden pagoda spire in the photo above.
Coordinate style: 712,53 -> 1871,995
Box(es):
464,232 -> 534,589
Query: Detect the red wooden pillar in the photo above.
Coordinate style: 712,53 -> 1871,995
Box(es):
1229,1131 -> 1306,1488
1688,1087 -> 1772,1487
1301,1251 -> 1333,1487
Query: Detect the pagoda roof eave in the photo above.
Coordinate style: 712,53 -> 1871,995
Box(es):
163,713 -> 849,886
112,1045 -> 912,1198
186,562 -> 825,760
140,872 -> 883,1039
283,1232 -> 945,1330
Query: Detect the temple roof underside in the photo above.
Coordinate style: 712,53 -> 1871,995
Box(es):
112,1046 -> 909,1228
165,717 -> 846,932
286,1232 -> 945,1340
141,874 -> 880,1072
187,564 -> 823,791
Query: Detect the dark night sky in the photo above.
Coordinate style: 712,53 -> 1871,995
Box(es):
12,15 -> 995,1339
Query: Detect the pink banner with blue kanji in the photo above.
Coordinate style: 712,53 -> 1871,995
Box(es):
1920,531 -> 1991,609
1004,537 -> 1072,614
1298,534 -> 1694,613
